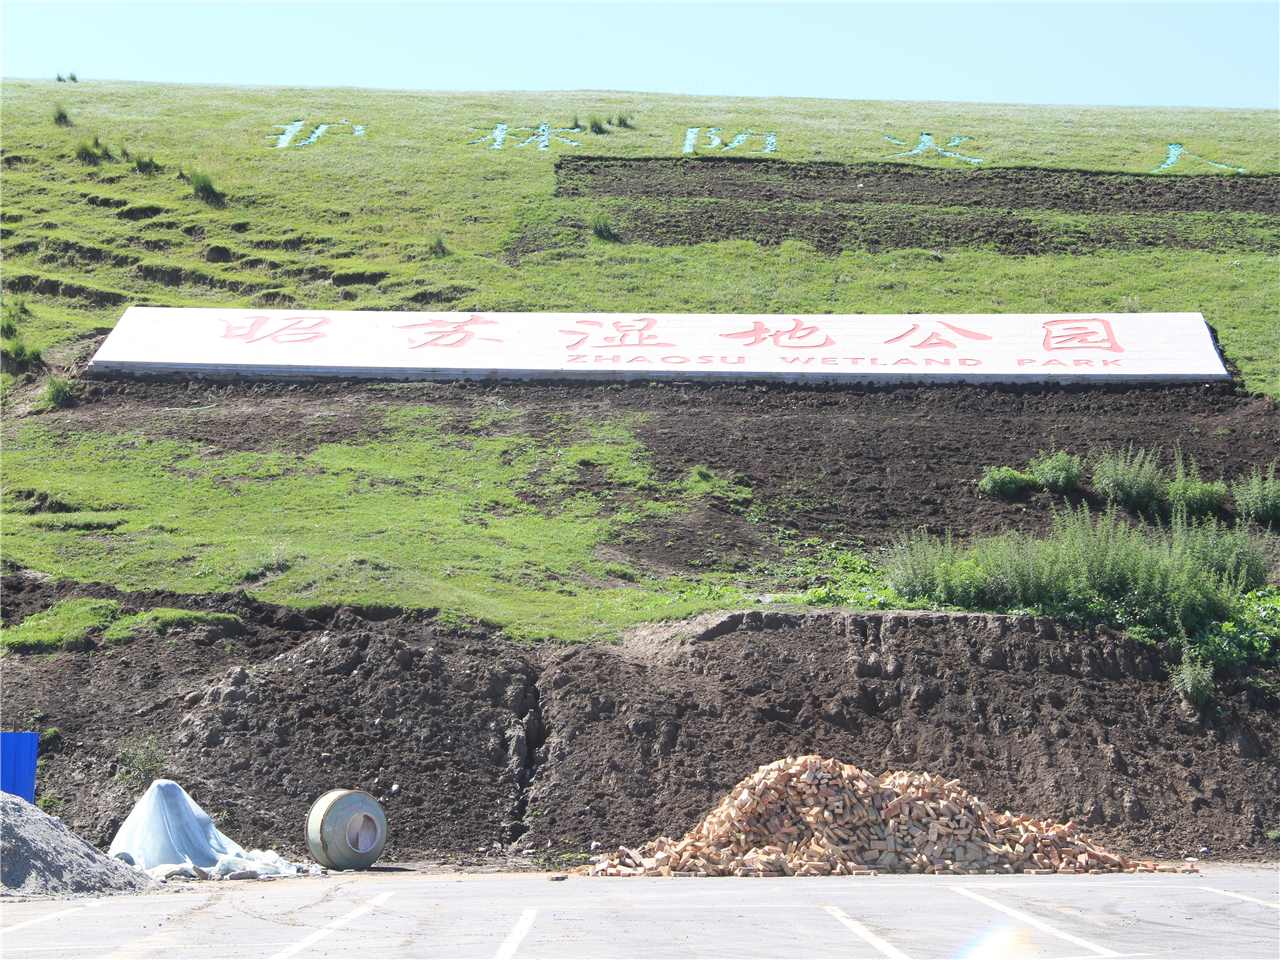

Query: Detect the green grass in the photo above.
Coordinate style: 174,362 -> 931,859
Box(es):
1234,461 -> 1280,527
1,408 -> 765,641
1028,450 -> 1085,495
1168,451 -> 1228,517
0,81 -> 1276,394
102,607 -> 243,644
0,598 -> 122,653
885,506 -> 1268,640
1093,445 -> 1167,514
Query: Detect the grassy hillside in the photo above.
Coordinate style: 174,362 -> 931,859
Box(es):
2,81 -> 1277,641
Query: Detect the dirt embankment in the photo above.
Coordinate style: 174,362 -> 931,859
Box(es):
5,572 -> 1276,864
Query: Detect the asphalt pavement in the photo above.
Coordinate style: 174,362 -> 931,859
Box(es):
1,864 -> 1277,959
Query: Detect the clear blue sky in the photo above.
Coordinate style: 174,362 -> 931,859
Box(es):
3,1 -> 1277,108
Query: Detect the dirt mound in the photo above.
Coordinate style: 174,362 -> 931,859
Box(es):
586,754 -> 1166,876
5,582 -> 1276,864
556,156 -> 1280,214
0,792 -> 153,897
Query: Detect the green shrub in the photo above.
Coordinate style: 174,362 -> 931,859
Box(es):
1028,450 -> 1084,494
0,599 -> 122,653
1168,450 -> 1227,517
53,104 -> 71,127
1,337 -> 41,373
429,234 -> 449,257
591,213 -> 620,242
1233,461 -> 1280,527
1093,445 -> 1167,513
189,170 -> 225,205
68,72 -> 78,82
589,116 -> 609,135
977,465 -> 1038,499
114,736 -> 167,790
1172,657 -> 1215,708
885,506 -> 1267,639
1192,588 -> 1280,670
41,376 -> 74,409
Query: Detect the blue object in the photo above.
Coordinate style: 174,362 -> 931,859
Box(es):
0,732 -> 40,803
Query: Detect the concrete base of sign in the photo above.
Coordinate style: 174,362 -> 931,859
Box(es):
87,308 -> 1232,385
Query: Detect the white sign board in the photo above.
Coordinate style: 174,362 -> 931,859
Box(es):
88,308 -> 1229,383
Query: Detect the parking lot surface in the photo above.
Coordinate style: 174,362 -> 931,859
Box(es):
1,864 -> 1277,959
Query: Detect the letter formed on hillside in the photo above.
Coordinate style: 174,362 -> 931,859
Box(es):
682,127 -> 778,154
559,317 -> 675,350
1041,318 -> 1124,353
884,132 -> 984,165
470,122 -> 583,151
720,318 -> 834,349
222,316 -> 330,344
272,120 -> 367,149
396,314 -> 502,349
1152,143 -> 1246,173
884,319 -> 992,350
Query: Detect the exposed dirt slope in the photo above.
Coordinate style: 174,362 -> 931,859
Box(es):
5,573 -> 1276,864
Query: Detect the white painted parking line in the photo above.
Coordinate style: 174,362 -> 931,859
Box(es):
953,886 -> 1121,958
1199,886 -> 1280,910
823,905 -> 912,960
267,891 -> 394,960
493,909 -> 537,960
0,901 -> 101,935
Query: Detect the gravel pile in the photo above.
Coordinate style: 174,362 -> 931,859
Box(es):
586,755 -> 1185,877
1,792 -> 154,897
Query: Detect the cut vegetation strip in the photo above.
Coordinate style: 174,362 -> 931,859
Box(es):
556,157 -> 1280,214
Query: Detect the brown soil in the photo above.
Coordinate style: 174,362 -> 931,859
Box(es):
556,157 -> 1280,215
5,572 -> 1276,864
608,199 -> 1276,255
53,377 -> 1280,549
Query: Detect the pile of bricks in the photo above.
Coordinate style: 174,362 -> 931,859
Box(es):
584,755 -> 1187,877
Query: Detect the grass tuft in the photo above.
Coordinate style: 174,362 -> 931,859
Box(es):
53,104 -> 71,127
614,114 -> 634,129
1233,461 -> 1280,527
589,116 -> 609,135
103,608 -> 244,645
0,598 -> 122,653
1093,445 -> 1166,513
591,213 -> 621,242
429,234 -> 449,257
132,154 -> 161,175
1028,450 -> 1084,494
1167,450 -> 1228,517
977,465 -> 1037,499
40,376 -> 74,410
1172,657 -> 1215,708
189,170 -> 225,206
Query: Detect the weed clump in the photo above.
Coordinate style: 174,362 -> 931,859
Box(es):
1028,450 -> 1084,494
429,234 -> 449,257
53,104 -> 71,127
74,135 -> 112,165
614,114 -> 634,129
1172,657 -> 1215,709
1,298 -> 42,373
589,116 -> 609,135
1233,461 -> 1280,527
1093,445 -> 1166,513
1167,451 -> 1227,517
591,213 -> 621,242
41,376 -> 74,410
885,506 -> 1266,640
977,465 -> 1037,499
188,170 -> 225,206
132,154 -> 161,175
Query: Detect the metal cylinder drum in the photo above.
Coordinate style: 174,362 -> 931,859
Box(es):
305,789 -> 387,870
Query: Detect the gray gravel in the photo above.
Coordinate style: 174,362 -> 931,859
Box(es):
1,792 -> 153,897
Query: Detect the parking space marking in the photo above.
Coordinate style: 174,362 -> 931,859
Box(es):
267,891 -> 393,960
0,901 -> 101,935
1198,886 -> 1280,910
953,886 -> 1121,958
823,905 -> 912,960
493,909 -> 537,960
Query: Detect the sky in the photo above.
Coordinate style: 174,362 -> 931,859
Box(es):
2,0 -> 1277,109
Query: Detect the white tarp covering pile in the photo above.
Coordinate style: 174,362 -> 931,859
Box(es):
108,779 -> 313,880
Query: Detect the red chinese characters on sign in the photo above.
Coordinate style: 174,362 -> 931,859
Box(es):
883,320 -> 993,350
720,318 -> 834,349
396,314 -> 501,349
1041,318 -> 1125,353
222,316 -> 329,344
560,317 -> 674,350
